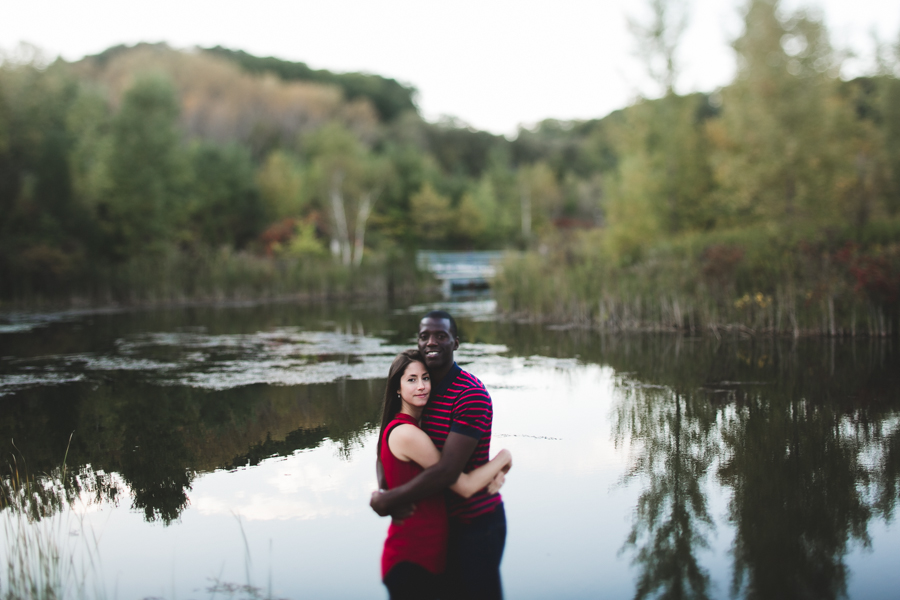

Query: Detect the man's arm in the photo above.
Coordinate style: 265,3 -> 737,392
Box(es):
370,432 -> 477,517
376,457 -> 387,490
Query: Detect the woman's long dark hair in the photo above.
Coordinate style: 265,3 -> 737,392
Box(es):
377,349 -> 427,456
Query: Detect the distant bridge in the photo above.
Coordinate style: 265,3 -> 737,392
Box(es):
416,251 -> 505,298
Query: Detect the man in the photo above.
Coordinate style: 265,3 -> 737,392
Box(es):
371,310 -> 507,599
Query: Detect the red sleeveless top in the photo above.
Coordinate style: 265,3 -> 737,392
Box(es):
380,412 -> 448,578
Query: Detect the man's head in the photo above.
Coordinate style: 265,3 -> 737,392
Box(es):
417,310 -> 459,374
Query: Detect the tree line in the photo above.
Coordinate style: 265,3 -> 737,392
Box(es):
0,41 -> 596,303
1,0 -> 899,329
496,0 -> 900,335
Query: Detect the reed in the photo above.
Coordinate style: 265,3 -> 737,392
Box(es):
494,222 -> 900,337
2,443 -> 294,600
1,248 -> 433,310
1,438 -> 105,600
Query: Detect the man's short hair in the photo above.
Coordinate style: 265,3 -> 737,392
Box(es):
423,310 -> 458,338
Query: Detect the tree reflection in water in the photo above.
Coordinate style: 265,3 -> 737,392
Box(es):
614,385 -> 718,600
2,307 -> 900,599
610,337 -> 900,600
718,393 -> 870,600
1,376 -> 382,524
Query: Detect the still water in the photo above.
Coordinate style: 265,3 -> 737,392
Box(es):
1,300 -> 899,599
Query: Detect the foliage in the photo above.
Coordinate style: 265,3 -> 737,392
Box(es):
494,0 -> 900,335
2,14 -> 900,319
100,74 -> 188,259
203,45 -> 418,122
187,142 -> 263,249
1,440 -> 107,600
495,220 -> 900,335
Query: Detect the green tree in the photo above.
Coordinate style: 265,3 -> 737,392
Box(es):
0,52 -> 93,294
256,149 -> 309,222
874,39 -> 900,215
305,122 -> 391,266
187,142 -> 263,248
454,191 -> 488,247
603,0 -> 717,260
66,84 -> 113,219
516,161 -> 562,241
410,182 -> 454,246
373,140 -> 442,248
627,0 -> 688,96
707,0 -> 853,226
100,74 -> 188,259
482,147 -> 519,244
469,177 -> 507,247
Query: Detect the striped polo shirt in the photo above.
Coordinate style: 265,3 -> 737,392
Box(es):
420,362 -> 502,522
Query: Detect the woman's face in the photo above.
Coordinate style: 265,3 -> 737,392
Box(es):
398,360 -> 430,409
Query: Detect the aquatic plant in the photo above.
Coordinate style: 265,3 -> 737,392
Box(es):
1,438 -> 106,600
494,221 -> 900,337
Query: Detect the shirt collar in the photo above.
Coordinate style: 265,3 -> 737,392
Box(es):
431,362 -> 460,398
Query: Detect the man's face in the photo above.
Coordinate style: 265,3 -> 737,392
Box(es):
417,317 -> 458,371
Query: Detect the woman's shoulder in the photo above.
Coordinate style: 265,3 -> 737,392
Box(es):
385,415 -> 421,444
389,421 -> 425,441
390,412 -> 417,425
387,420 -> 434,459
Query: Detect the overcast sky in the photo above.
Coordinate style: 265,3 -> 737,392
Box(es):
3,0 -> 899,136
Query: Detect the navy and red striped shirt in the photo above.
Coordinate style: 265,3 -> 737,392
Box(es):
420,362 -> 502,522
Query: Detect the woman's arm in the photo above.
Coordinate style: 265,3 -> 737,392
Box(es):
388,424 -> 512,499
451,449 -> 511,498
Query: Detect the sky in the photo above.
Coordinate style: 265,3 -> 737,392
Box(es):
3,0 -> 899,136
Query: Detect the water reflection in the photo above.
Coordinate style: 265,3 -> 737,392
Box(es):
1,304 -> 899,599
614,386 -> 717,600
610,337 -> 900,600
1,376 -> 384,523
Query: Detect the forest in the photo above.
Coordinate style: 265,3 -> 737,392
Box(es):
1,0 -> 899,334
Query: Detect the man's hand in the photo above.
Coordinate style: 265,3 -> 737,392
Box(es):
370,490 -> 416,522
486,471 -> 505,495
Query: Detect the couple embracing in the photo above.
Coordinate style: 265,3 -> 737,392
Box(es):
371,311 -> 512,599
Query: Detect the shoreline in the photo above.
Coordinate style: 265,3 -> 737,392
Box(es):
0,286 -> 438,319
496,310 -> 899,338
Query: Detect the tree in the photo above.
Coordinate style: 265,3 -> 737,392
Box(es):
627,0 -> 689,97
455,191 -> 488,247
100,74 -> 188,259
516,161 -> 562,241
305,122 -> 390,266
607,0 -> 716,258
707,0 -> 853,226
373,139 -> 443,248
410,182 -> 454,247
0,51 -> 94,293
604,93 -> 716,262
875,36 -> 900,215
256,149 -> 308,222
187,142 -> 263,248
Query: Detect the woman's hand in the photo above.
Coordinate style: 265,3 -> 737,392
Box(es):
493,448 -> 512,473
485,449 -> 512,494
486,471 -> 505,495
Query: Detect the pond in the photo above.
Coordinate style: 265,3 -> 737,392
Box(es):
1,300 -> 899,599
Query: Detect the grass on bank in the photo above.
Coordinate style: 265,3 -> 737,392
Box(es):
1,438 -> 106,600
495,220 -> 900,336
0,247 -> 434,310
2,445 -> 290,600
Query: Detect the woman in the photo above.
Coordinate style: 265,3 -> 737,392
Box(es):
376,349 -> 512,600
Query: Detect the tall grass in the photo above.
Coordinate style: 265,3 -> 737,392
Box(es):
2,444 -> 292,600
1,438 -> 105,600
495,221 -> 900,337
1,248 -> 434,309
